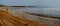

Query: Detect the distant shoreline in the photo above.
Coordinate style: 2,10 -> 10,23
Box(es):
0,6 -> 35,7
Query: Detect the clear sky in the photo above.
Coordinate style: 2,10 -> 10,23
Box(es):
0,0 -> 40,6
0,0 -> 60,8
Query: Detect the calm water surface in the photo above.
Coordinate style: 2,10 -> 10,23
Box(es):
9,7 -> 60,17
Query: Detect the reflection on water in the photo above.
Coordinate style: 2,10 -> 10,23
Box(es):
9,7 -> 60,17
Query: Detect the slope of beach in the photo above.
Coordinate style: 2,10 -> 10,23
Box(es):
0,7 -> 44,26
0,7 -> 60,26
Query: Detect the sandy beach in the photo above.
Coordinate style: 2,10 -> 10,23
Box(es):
0,7 -> 44,26
0,7 -> 60,26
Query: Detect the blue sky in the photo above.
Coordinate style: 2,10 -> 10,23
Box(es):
0,0 -> 40,6
0,0 -> 60,8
